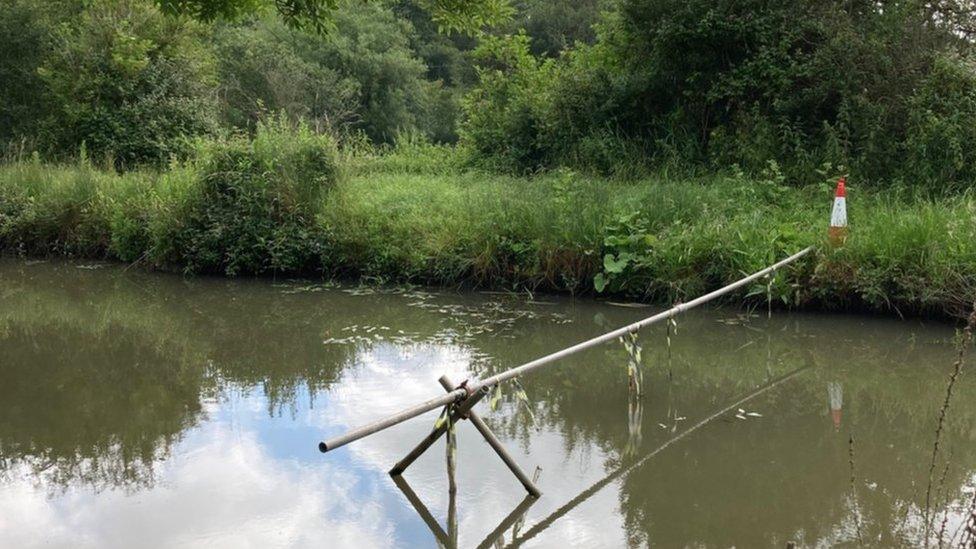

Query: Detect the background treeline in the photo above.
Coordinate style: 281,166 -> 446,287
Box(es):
0,0 -> 479,166
0,0 -> 599,168
465,0 -> 976,187
4,0 -> 976,187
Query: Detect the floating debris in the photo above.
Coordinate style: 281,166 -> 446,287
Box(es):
343,287 -> 377,296
734,408 -> 763,420
606,301 -> 651,308
277,281 -> 339,294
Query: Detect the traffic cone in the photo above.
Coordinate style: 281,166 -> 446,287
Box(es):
828,176 -> 848,247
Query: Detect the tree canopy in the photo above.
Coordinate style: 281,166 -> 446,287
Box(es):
155,0 -> 515,34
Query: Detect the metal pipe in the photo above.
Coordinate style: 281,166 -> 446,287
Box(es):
318,246 -> 813,453
318,390 -> 464,452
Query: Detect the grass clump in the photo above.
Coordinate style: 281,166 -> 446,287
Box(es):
0,156 -> 141,257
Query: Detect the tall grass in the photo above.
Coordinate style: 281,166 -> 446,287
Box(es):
3,139 -> 976,317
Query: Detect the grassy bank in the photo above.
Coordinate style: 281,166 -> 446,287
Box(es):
1,129 -> 974,318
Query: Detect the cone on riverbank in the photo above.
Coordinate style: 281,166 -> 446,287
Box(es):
829,176 -> 848,247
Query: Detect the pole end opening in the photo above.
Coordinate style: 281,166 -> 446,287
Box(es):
318,442 -> 328,453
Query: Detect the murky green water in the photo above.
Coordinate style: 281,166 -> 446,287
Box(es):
1,258 -> 974,548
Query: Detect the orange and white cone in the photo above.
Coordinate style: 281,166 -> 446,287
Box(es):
828,176 -> 848,246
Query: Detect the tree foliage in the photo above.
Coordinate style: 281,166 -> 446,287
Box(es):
4,0 -> 976,187
214,6 -> 458,143
155,0 -> 514,34
462,0 -> 976,187
0,0 -> 473,163
37,0 -> 219,166
0,1 -> 80,147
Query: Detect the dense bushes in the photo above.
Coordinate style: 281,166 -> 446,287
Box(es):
158,120 -> 338,274
7,0 -> 976,185
0,121 -> 339,275
212,21 -> 360,136
0,1 -> 68,148
214,8 -> 459,143
0,0 -> 471,166
37,0 -> 219,167
460,33 -> 556,171
461,0 -> 976,187
904,54 -> 976,190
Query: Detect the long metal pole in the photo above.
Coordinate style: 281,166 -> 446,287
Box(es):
319,246 -> 813,453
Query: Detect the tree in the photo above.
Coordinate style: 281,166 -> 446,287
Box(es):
155,0 -> 514,34
38,0 -> 219,166
214,5 -> 458,143
461,0 -> 976,185
0,1 -> 82,148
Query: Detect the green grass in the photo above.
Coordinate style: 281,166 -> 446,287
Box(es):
2,140 -> 975,318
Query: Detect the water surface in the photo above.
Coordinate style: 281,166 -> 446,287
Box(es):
1,259 -> 974,548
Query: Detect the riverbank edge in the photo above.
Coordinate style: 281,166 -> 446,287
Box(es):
2,158 -> 974,321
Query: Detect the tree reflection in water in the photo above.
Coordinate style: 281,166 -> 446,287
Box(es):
1,258 -> 975,547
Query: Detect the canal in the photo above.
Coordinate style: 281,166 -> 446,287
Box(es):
1,259 -> 973,547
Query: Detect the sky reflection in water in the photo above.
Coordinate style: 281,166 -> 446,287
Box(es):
1,259 -> 974,548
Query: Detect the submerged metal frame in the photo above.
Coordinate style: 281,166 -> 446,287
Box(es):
389,374 -> 542,498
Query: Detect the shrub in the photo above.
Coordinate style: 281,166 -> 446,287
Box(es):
459,33 -> 556,173
152,119 -> 340,275
36,0 -> 218,167
904,55 -> 976,191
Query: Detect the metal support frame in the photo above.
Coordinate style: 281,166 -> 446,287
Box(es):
389,374 -> 542,497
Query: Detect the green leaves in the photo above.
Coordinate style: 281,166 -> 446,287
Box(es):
593,211 -> 656,294
511,378 -> 535,424
155,0 -> 513,35
593,272 -> 608,293
36,0 -> 218,167
489,382 -> 503,411
486,379 -> 534,424
418,0 -> 514,36
603,252 -> 633,274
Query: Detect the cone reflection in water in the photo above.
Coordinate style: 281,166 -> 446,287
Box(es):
828,381 -> 843,430
829,176 -> 848,246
